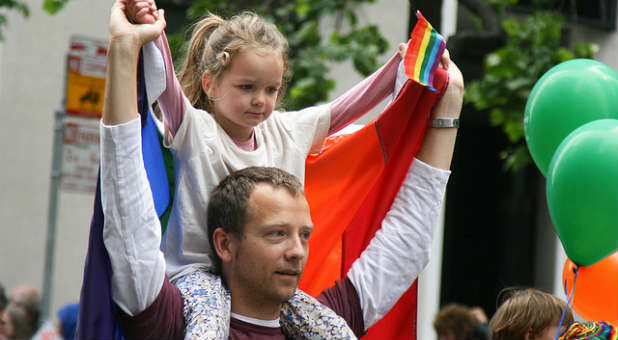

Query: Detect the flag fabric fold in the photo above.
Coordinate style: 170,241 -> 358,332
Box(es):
299,69 -> 447,339
300,11 -> 448,337
76,52 -> 172,339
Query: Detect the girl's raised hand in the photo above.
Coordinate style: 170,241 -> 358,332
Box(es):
126,0 -> 159,24
398,42 -> 408,59
110,0 -> 165,48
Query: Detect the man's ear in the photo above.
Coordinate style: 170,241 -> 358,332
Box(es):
201,71 -> 215,98
213,228 -> 235,263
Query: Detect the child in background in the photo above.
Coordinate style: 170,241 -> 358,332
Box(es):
489,288 -> 574,340
119,0 -> 460,337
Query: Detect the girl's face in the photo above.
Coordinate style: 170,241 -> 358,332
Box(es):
203,47 -> 284,141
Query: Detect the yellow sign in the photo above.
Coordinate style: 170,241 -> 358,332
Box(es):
66,71 -> 105,118
65,36 -> 108,118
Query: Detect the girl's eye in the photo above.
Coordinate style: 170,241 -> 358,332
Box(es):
301,231 -> 311,240
238,84 -> 253,91
266,87 -> 279,94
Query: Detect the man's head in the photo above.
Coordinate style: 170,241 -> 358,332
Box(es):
434,303 -> 483,340
207,167 -> 312,317
7,284 -> 40,336
1,304 -> 36,340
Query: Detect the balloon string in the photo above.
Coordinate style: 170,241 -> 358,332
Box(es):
554,266 -> 579,340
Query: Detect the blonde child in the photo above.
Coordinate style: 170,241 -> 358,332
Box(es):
129,0 -> 423,280
117,0 -> 461,338
489,288 -> 574,340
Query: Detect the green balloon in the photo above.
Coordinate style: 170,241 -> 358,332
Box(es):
524,59 -> 618,176
546,119 -> 618,267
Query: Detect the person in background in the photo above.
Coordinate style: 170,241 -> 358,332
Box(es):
56,303 -> 78,340
1,304 -> 35,339
3,285 -> 41,339
433,303 -> 490,340
0,283 -> 6,340
0,284 -> 6,313
8,284 -> 40,334
489,287 -> 574,340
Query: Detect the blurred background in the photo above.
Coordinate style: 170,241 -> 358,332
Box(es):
0,0 -> 616,338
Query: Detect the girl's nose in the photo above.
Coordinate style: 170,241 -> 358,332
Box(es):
252,92 -> 265,106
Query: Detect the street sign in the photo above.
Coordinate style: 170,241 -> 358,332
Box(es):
65,36 -> 107,118
60,119 -> 99,194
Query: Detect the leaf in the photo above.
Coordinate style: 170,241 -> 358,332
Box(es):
43,0 -> 68,15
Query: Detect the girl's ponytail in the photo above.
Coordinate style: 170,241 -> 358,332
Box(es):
178,12 -> 289,113
178,14 -> 224,110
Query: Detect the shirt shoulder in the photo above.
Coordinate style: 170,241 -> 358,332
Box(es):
117,276 -> 185,340
317,277 -> 366,337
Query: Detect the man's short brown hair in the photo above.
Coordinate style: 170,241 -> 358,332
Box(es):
434,303 -> 481,340
206,166 -> 304,272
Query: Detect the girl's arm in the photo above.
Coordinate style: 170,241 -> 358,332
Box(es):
328,53 -> 404,134
151,32 -> 186,139
127,0 -> 186,140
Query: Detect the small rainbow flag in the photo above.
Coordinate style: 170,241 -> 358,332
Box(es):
404,11 -> 446,91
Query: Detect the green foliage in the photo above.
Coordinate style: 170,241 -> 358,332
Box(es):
0,0 -> 29,41
42,0 -> 70,14
172,0 -> 388,110
465,11 -> 598,172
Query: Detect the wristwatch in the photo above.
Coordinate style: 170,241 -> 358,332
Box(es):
429,117 -> 460,128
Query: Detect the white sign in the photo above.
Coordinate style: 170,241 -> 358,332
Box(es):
60,120 -> 100,194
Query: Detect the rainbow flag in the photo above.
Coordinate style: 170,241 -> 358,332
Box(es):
404,11 -> 446,91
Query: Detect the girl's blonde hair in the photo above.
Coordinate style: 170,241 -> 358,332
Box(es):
178,12 -> 289,112
489,288 -> 573,340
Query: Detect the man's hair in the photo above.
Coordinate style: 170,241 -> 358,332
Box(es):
489,287 -> 573,340
5,304 -> 38,339
434,303 -> 481,340
207,166 -> 303,273
8,285 -> 40,333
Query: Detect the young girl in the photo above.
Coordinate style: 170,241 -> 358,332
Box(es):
119,0 -> 459,338
129,0 -> 415,281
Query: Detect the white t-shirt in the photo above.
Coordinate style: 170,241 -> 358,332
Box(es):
163,98 -> 331,280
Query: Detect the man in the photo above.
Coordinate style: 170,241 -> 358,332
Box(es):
101,0 -> 463,338
433,304 -> 490,340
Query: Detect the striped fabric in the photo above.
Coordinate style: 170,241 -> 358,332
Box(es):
404,11 -> 446,91
560,321 -> 617,340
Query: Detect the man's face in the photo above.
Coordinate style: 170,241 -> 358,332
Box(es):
224,183 -> 313,315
